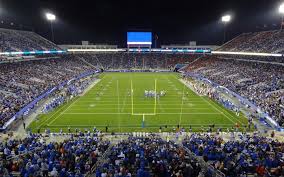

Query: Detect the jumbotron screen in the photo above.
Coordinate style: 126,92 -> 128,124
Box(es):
127,32 -> 152,45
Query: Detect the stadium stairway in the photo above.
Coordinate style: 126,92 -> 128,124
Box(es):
76,55 -> 97,69
179,56 -> 207,72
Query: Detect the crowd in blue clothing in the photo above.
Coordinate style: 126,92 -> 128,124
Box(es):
0,133 -> 109,177
67,79 -> 92,96
96,136 -> 208,177
183,133 -> 284,176
0,56 -> 93,128
0,28 -> 61,52
42,96 -> 65,113
2,132 -> 284,177
42,79 -> 94,114
187,57 -> 284,127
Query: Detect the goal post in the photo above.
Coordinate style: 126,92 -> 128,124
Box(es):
142,114 -> 145,128
131,79 -> 157,117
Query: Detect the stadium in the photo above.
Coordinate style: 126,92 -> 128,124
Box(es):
0,0 -> 284,177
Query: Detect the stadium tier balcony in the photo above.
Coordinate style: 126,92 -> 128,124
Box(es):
77,53 -> 201,70
0,28 -> 61,52
217,30 -> 284,53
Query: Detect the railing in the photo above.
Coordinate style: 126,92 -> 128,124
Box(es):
85,144 -> 114,177
181,144 -> 225,177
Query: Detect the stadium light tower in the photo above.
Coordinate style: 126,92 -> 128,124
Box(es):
45,12 -> 56,42
279,3 -> 284,30
221,15 -> 231,44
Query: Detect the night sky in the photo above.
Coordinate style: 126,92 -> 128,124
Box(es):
0,0 -> 283,46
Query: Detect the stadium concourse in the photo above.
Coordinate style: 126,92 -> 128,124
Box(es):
0,27 -> 283,177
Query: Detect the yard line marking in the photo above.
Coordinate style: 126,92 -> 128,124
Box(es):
117,79 -> 121,131
70,103 -> 208,106
198,96 -> 238,124
179,79 -> 243,125
48,123 -> 235,127
210,99 -> 244,125
63,112 -> 221,115
131,79 -> 134,115
154,78 -> 157,114
200,96 -> 243,125
120,87 -> 129,113
69,107 -> 212,109
179,84 -> 186,126
48,97 -> 81,126
131,79 -> 157,116
78,100 -> 206,102
35,102 -> 71,130
68,108 -> 214,111
47,79 -> 103,126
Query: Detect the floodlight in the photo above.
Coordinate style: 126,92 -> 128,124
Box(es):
46,13 -> 56,21
45,12 -> 56,42
221,15 -> 231,23
280,3 -> 284,14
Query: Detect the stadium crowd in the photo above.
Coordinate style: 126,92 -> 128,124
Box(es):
186,56 -> 284,127
42,77 -> 97,114
96,136 -> 211,177
77,53 -> 200,70
216,55 -> 284,64
0,28 -> 61,52
0,52 -> 199,129
183,133 -> 284,176
217,30 -> 284,53
0,133 -> 109,177
0,55 -> 93,128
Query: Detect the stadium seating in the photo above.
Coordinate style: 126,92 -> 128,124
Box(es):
77,53 -> 200,70
0,133 -> 109,176
217,30 -> 284,53
4,133 -> 283,177
0,52 -> 200,128
0,55 -> 93,127
96,136 -> 211,177
1,26 -> 284,177
185,55 -> 284,126
183,133 -> 284,176
216,55 -> 284,64
0,28 -> 61,52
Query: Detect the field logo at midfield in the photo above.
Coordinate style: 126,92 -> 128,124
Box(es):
131,79 -> 157,116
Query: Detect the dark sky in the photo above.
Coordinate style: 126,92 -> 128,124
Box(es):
0,0 -> 283,46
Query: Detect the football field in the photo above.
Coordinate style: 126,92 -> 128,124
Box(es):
29,72 -> 249,133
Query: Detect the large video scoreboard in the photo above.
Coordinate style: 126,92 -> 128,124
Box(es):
127,32 -> 152,47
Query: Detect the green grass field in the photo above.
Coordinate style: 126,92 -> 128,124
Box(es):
29,72 -> 249,133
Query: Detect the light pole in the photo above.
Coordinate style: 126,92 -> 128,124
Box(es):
279,3 -> 284,30
221,15 -> 231,44
45,13 -> 56,42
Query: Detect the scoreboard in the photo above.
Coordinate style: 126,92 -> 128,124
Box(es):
127,32 -> 152,46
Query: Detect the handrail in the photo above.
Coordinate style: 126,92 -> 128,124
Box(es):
85,144 -> 114,177
181,144 -> 225,177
